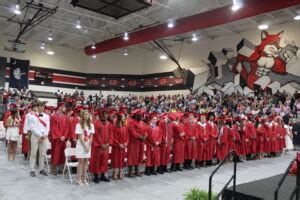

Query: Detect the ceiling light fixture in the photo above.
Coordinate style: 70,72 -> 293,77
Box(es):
231,0 -> 241,11
76,17 -> 82,29
123,32 -> 129,40
47,32 -> 53,41
167,20 -> 174,28
192,33 -> 198,41
40,43 -> 45,50
46,50 -> 55,55
294,15 -> 300,20
258,24 -> 269,30
123,49 -> 128,56
91,43 -> 96,49
14,4 -> 21,15
160,54 -> 168,60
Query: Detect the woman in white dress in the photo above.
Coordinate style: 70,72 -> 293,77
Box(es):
284,122 -> 293,153
5,107 -> 20,161
75,110 -> 94,185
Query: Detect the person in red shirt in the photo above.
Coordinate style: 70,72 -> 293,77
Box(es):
90,110 -> 112,183
158,113 -> 173,174
145,114 -> 162,176
127,109 -> 147,178
49,102 -> 68,175
111,112 -> 128,180
183,113 -> 197,170
206,112 -> 218,166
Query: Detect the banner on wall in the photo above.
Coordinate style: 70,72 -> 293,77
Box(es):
9,58 -> 29,89
0,57 -> 7,89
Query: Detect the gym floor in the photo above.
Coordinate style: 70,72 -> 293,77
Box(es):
0,142 -> 295,200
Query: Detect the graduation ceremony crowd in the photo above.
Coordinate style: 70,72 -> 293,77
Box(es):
2,88 -> 300,186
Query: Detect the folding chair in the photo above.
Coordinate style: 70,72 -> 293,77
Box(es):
0,121 -> 5,141
62,148 -> 78,184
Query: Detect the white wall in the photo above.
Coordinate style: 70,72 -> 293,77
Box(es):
0,36 -> 146,74
0,36 -> 87,73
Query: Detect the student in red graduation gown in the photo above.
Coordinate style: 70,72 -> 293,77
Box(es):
268,116 -> 277,157
145,114 -> 162,176
111,112 -> 128,180
49,102 -> 68,175
247,115 -> 257,158
216,117 -> 229,161
206,112 -> 218,166
273,116 -> 283,155
158,113 -> 173,174
241,117 -> 252,160
69,107 -> 82,148
255,117 -> 265,159
195,114 -> 209,168
263,116 -> 273,157
127,109 -> 147,177
90,109 -> 112,183
183,113 -> 197,169
170,112 -> 185,172
20,107 -> 29,158
232,119 -> 243,160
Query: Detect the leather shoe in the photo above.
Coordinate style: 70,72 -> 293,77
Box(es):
30,171 -> 36,177
39,170 -> 48,176
100,176 -> 110,182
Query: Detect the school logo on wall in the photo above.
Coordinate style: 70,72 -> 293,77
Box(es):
9,58 -> 29,89
196,31 -> 300,96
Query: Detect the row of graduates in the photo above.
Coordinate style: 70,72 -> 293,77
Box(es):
12,103 -> 287,183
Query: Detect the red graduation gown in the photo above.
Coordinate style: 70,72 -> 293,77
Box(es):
111,125 -> 128,168
279,125 -> 286,150
158,120 -> 173,166
127,119 -> 147,166
206,121 -> 218,159
183,121 -> 197,160
50,112 -> 68,165
263,123 -> 272,153
232,125 -> 242,156
90,120 -> 112,174
195,123 -> 209,161
247,122 -> 257,154
256,125 -> 265,153
273,123 -> 282,152
145,125 -> 162,167
20,113 -> 29,154
172,122 -> 185,164
216,125 -> 229,160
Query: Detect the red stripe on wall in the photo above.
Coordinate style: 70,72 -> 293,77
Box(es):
29,71 -> 35,79
53,75 -> 86,85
